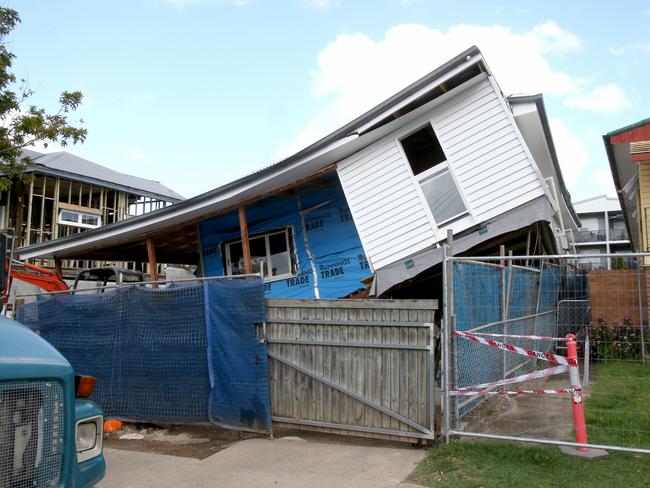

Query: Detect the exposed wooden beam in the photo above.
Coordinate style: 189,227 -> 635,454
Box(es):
146,237 -> 159,288
238,206 -> 252,274
54,258 -> 63,279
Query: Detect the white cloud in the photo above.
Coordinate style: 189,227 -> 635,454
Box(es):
564,84 -> 630,112
118,145 -> 145,161
277,21 -> 586,157
303,0 -> 341,10
528,21 -> 581,54
549,118 -> 589,188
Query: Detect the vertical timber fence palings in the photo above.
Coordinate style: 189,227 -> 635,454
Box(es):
265,299 -> 437,443
442,251 -> 650,454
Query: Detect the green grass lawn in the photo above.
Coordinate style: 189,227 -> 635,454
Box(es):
407,361 -> 650,488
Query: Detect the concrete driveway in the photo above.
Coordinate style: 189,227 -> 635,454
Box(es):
98,436 -> 424,488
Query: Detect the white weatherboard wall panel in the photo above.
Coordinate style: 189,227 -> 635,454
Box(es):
337,72 -> 547,270
432,75 -> 545,224
337,140 -> 436,270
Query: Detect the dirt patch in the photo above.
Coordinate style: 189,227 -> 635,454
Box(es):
104,423 -> 262,459
459,372 -> 592,441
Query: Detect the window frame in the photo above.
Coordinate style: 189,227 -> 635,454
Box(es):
57,209 -> 102,229
222,226 -> 297,281
397,121 -> 472,228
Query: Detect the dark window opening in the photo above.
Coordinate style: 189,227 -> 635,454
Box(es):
400,124 -> 446,176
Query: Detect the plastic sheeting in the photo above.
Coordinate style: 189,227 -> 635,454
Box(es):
204,279 -> 271,432
199,177 -> 370,299
16,279 -> 271,431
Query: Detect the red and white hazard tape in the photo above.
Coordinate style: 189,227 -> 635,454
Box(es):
455,364 -> 569,391
472,332 -> 568,342
449,387 -> 579,397
454,330 -> 578,367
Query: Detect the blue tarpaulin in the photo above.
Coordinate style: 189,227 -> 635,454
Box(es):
204,279 -> 271,431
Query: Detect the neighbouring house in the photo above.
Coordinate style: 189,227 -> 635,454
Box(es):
605,118 -> 650,254
592,118 -> 650,325
572,195 -> 633,270
15,46 -> 579,300
2,149 -> 183,270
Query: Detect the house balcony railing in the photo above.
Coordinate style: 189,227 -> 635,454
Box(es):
608,228 -> 629,241
574,229 -> 607,243
573,229 -> 629,243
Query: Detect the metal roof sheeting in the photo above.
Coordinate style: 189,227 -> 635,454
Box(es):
22,149 -> 184,201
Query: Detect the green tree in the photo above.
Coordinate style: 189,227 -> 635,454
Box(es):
0,7 -> 86,190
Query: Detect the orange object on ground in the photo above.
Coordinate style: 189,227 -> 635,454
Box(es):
566,334 -> 588,452
104,419 -> 123,433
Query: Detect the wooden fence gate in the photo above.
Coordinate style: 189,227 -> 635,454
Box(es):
265,299 -> 437,442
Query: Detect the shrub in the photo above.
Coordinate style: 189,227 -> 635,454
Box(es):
589,316 -> 643,361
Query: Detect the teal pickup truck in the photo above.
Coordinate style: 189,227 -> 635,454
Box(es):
0,316 -> 106,487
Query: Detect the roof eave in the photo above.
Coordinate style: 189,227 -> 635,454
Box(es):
507,93 -> 581,228
603,133 -> 638,251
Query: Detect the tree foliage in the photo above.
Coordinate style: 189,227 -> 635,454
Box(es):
0,7 -> 86,190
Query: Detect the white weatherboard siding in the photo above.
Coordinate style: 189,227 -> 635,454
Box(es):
337,140 -> 436,270
432,75 -> 545,224
338,73 -> 547,271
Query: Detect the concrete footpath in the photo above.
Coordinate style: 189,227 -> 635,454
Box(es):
98,436 -> 425,488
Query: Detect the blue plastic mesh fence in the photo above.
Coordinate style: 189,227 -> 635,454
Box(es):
452,260 -> 562,419
16,279 -> 271,430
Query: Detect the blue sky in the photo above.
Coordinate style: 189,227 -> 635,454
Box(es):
8,0 -> 650,201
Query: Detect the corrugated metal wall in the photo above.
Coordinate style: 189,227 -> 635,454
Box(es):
337,73 -> 546,271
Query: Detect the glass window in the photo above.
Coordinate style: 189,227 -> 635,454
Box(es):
81,214 -> 99,226
58,209 -> 101,228
223,228 -> 295,279
419,169 -> 467,224
60,210 -> 78,223
400,123 -> 469,226
269,232 -> 290,276
228,241 -> 244,275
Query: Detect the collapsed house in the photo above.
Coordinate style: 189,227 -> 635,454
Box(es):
605,117 -> 650,253
16,46 -> 579,299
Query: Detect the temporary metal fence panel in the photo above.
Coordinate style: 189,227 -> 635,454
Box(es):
442,251 -> 650,454
265,298 -> 437,442
16,278 -> 272,433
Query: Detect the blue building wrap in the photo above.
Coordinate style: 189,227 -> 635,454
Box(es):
199,177 -> 371,299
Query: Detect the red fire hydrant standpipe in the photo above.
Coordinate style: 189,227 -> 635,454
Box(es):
566,334 -> 588,451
